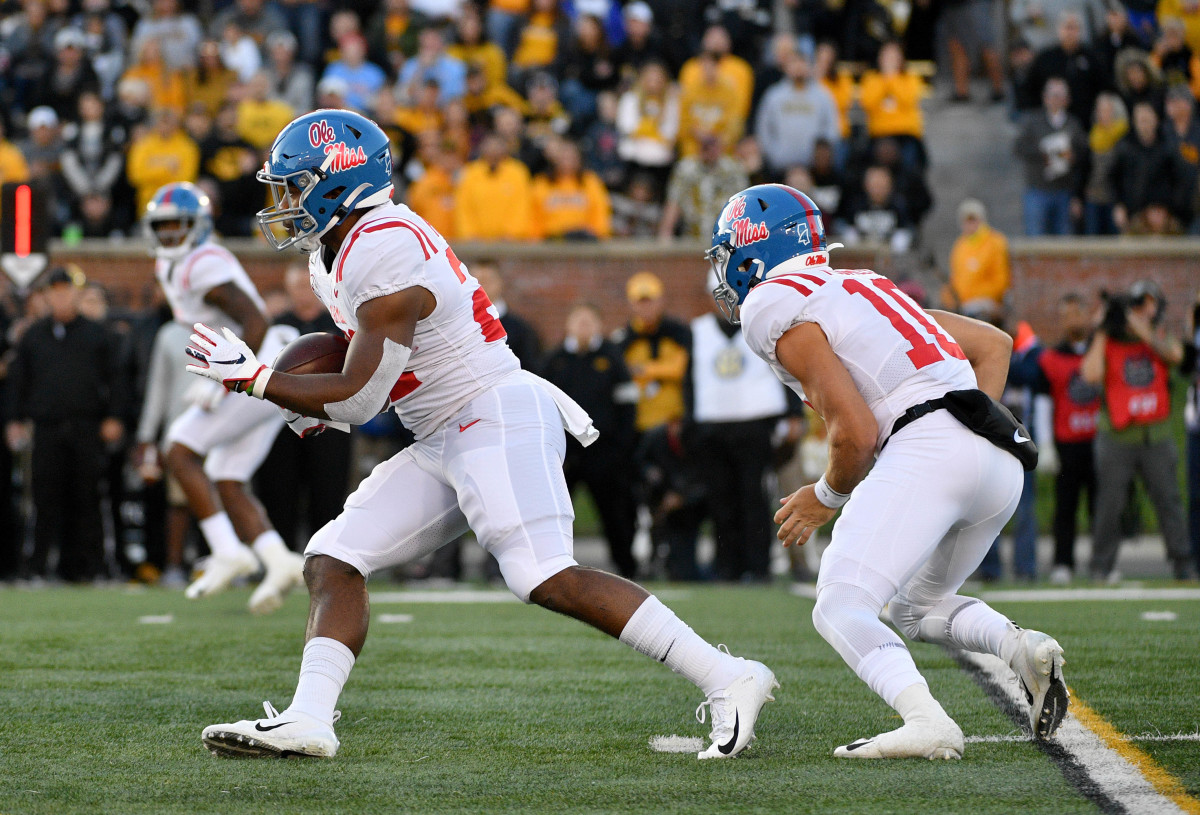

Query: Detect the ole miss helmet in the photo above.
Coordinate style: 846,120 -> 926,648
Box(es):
143,182 -> 214,261
257,109 -> 394,253
706,184 -> 836,322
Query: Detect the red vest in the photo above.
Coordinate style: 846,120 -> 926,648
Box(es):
1103,339 -> 1170,430
1039,347 -> 1101,443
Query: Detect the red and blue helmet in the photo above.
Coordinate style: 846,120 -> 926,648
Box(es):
257,109 -> 394,253
707,184 -> 832,322
143,182 -> 213,260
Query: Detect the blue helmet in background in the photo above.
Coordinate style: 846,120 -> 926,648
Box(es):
257,109 -> 394,253
143,182 -> 213,260
706,184 -> 835,322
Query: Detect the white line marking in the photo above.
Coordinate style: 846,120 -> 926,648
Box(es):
137,614 -> 174,624
649,735 -> 705,753
965,732 -> 1200,744
377,613 -> 414,623
1141,611 -> 1179,621
962,651 -> 1189,815
789,584 -> 1200,602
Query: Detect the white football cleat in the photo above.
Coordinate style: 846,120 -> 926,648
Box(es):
696,659 -> 779,759
1008,629 -> 1069,740
202,701 -> 340,758
834,718 -> 965,760
185,545 -> 260,599
248,549 -> 306,615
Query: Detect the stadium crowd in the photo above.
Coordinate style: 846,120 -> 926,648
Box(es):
0,0 -> 1198,586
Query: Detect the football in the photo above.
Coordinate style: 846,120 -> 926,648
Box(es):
273,331 -> 350,375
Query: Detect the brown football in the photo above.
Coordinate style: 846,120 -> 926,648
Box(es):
273,332 -> 350,375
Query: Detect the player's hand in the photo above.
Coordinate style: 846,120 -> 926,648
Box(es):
281,408 -> 351,438
184,378 -> 228,411
185,324 -> 269,395
774,485 -> 838,547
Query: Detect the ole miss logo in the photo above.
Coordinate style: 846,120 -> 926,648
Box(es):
805,253 -> 827,266
724,196 -> 769,247
309,120 -> 336,148
324,142 -> 368,173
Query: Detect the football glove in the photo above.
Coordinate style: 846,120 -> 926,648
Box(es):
185,324 -> 272,399
183,378 -> 228,411
281,408 -> 350,438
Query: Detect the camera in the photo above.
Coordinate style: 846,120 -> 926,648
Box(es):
1100,291 -> 1133,341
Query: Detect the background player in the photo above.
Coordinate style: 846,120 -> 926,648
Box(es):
143,182 -> 303,614
708,184 -> 1068,759
184,110 -> 776,760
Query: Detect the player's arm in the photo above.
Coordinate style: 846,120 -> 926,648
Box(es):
927,310 -> 1013,400
204,282 -> 268,352
772,322 -> 878,547
260,287 -> 434,421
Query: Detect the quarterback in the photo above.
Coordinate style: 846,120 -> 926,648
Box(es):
143,182 -> 303,613
185,110 -> 777,760
709,184 -> 1067,759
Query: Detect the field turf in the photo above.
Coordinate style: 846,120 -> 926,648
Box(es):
1,582 -> 1197,814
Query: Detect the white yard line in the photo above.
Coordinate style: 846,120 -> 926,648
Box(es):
789,584 -> 1200,602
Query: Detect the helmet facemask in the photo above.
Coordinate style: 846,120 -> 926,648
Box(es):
706,240 -> 765,324
145,213 -> 204,260
256,166 -> 325,253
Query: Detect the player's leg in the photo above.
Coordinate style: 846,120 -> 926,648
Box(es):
446,380 -> 777,759
202,447 -> 469,758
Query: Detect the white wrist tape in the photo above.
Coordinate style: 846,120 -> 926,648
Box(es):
323,338 -> 411,425
814,474 -> 850,509
248,366 -> 272,400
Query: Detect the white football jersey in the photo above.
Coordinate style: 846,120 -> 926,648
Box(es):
740,257 -> 978,450
156,241 -> 267,335
308,201 -> 520,439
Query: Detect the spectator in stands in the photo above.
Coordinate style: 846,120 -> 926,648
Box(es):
121,36 -> 187,114
1082,279 -> 1194,582
1185,286 -> 1200,570
542,303 -> 639,579
580,90 -> 624,189
806,138 -> 847,219
1153,17 -> 1195,88
126,107 -> 200,213
263,30 -> 314,115
1015,77 -> 1088,235
130,0 -> 203,72
531,139 -> 612,240
1159,0 -> 1200,54
677,50 -> 746,158
838,165 -> 914,252
314,76 -> 351,111
1111,101 -> 1188,232
20,108 -> 66,227
659,134 -> 748,239
209,0 -> 288,47
1014,0 -> 1107,52
1028,292 -> 1102,584
487,0 -> 531,59
447,5 -> 505,90
199,103 -> 261,237
77,0 -> 128,98
0,118 -> 31,197
1163,84 -> 1200,230
617,272 -> 691,436
679,25 -> 754,124
558,13 -> 619,125
755,50 -> 840,178
455,132 -> 533,240
472,261 -> 541,370
219,18 -> 263,82
752,34 -> 800,119
614,1 -> 668,80
36,27 -> 101,123
407,141 -> 461,239
60,92 -> 125,232
1095,5 -> 1146,81
866,136 -> 933,224
7,267 -> 125,583
813,40 -> 855,154
1116,47 -> 1165,115
615,60 -> 680,191
186,39 -> 239,118
734,134 -> 770,186
510,0 -> 571,88
324,33 -> 388,113
367,0 -> 425,75
493,104 -> 545,173
399,27 -> 467,107
858,40 -> 927,169
1082,92 -> 1129,234
396,78 -> 445,137
611,173 -> 664,238
946,199 -> 1010,322
235,72 -> 295,151
524,71 -> 572,151
1025,11 -> 1108,126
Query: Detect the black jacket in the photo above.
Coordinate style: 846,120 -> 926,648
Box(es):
9,314 -> 124,423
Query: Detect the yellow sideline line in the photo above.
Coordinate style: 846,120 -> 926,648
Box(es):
1070,690 -> 1200,814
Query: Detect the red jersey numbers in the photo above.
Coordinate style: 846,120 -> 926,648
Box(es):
843,276 -> 966,369
472,287 -> 507,343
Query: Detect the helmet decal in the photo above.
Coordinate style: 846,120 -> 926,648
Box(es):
308,119 -> 336,148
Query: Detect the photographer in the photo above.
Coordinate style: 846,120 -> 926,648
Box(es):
1184,288 -> 1200,573
1081,280 -> 1194,582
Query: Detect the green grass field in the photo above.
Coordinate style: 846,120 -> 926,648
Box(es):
1,583 -> 1197,815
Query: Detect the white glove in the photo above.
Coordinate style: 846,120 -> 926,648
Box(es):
184,324 -> 272,398
183,378 -> 228,411
281,408 -> 351,438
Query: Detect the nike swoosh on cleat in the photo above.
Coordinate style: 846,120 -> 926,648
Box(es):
212,354 -> 247,366
718,711 -> 740,754
458,419 -> 482,432
254,721 -> 295,732
844,739 -> 872,752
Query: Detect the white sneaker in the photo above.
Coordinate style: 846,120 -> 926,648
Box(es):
202,701 -> 340,758
1007,629 -> 1069,740
695,658 -> 779,759
185,546 -> 260,599
1048,565 -> 1072,586
834,717 -> 965,760
248,549 -> 306,615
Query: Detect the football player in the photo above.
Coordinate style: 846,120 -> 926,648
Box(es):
186,110 -> 777,760
708,184 -> 1068,758
142,182 -> 302,613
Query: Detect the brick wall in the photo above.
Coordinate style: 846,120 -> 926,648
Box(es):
47,238 -> 1200,345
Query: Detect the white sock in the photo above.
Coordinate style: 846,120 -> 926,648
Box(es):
198,512 -> 245,559
252,529 -> 290,564
916,597 -> 1015,659
618,596 -> 742,696
287,637 -> 355,726
892,682 -> 951,724
855,644 -> 928,708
